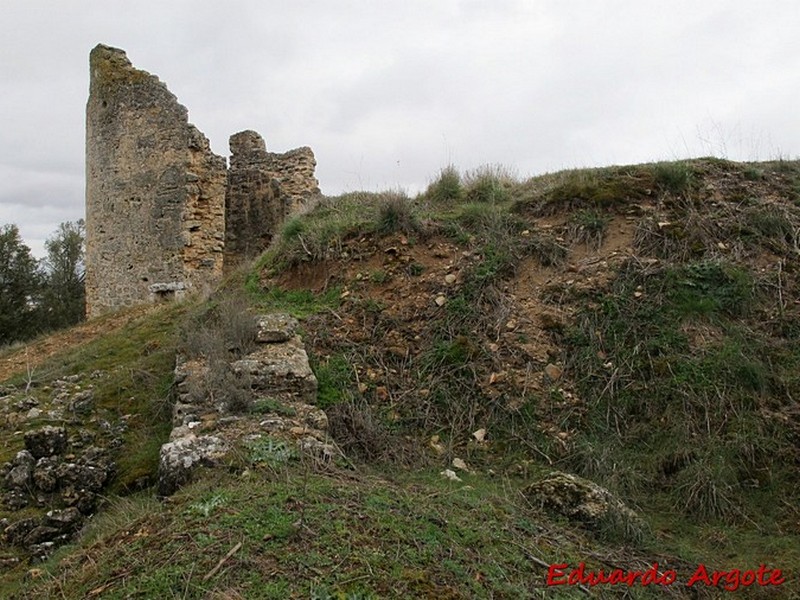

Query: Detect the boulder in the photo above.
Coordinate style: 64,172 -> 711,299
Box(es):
45,507 -> 82,533
158,434 -> 228,496
56,462 -> 109,493
524,471 -> 643,540
3,518 -> 38,545
32,457 -> 60,493
5,450 -> 35,490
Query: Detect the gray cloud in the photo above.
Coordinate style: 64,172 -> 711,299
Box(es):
1,0 -> 798,256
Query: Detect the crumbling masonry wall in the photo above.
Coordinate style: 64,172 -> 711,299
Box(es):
85,45 -> 320,317
85,45 -> 226,318
225,131 -> 289,266
225,131 -> 320,266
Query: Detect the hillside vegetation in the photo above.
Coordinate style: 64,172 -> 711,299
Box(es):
1,157 -> 799,598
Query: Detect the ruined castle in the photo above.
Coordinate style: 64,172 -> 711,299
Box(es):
85,44 -> 319,318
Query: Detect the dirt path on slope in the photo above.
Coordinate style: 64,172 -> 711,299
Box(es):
0,306 -> 150,383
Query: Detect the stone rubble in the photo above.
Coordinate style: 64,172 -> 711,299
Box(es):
0,378 -> 119,559
158,313 -> 336,496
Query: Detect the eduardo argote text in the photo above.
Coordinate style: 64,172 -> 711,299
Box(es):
547,562 -> 786,592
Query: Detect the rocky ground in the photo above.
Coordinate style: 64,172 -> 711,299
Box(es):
0,376 -> 120,563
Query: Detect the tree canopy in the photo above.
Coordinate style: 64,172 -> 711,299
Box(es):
0,224 -> 42,345
0,220 -> 86,346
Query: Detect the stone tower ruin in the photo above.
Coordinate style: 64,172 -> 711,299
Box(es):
85,44 -> 319,318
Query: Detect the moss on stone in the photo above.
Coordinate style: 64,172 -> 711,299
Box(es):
90,44 -> 153,90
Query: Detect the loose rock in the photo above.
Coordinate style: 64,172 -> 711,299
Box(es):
24,427 -> 67,459
5,450 -> 35,490
524,471 -> 643,539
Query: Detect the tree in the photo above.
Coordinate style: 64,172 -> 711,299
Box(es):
40,219 -> 85,331
0,224 -> 42,345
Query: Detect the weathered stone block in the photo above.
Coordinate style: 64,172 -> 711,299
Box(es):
24,426 -> 67,459
231,337 -> 318,403
158,434 -> 228,496
255,313 -> 299,343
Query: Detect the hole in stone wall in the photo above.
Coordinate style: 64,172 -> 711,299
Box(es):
153,289 -> 176,303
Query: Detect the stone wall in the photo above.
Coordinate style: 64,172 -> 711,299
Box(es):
225,131 -> 320,267
85,45 -> 226,318
85,44 -> 320,316
262,146 -> 320,213
225,131 -> 289,266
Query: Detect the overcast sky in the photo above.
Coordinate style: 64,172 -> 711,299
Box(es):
1,1 -> 798,257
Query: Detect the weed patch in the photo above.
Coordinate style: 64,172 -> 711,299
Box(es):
425,165 -> 463,203
561,259 -> 794,527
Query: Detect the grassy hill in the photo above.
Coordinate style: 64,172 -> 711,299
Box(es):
1,157 -> 798,598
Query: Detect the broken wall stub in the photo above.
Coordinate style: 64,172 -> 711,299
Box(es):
261,145 -> 320,213
225,131 -> 289,267
85,44 -> 226,318
225,131 -> 320,268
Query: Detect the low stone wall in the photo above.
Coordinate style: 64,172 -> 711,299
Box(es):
159,314 -> 336,495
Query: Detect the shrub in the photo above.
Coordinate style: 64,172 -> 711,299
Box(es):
376,192 -> 419,235
327,398 -> 400,463
654,161 -> 693,194
179,291 -> 257,413
463,165 -> 514,204
281,216 -> 305,239
425,165 -> 463,203
570,209 -> 609,248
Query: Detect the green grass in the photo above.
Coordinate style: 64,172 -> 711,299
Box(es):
312,352 -> 355,409
6,467 -> 683,599
561,260 -> 795,528
246,282 -> 342,319
260,191 -> 421,274
252,397 -> 298,417
462,165 -> 514,204
654,161 -> 694,194
425,165 -> 463,203
571,209 -> 610,248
